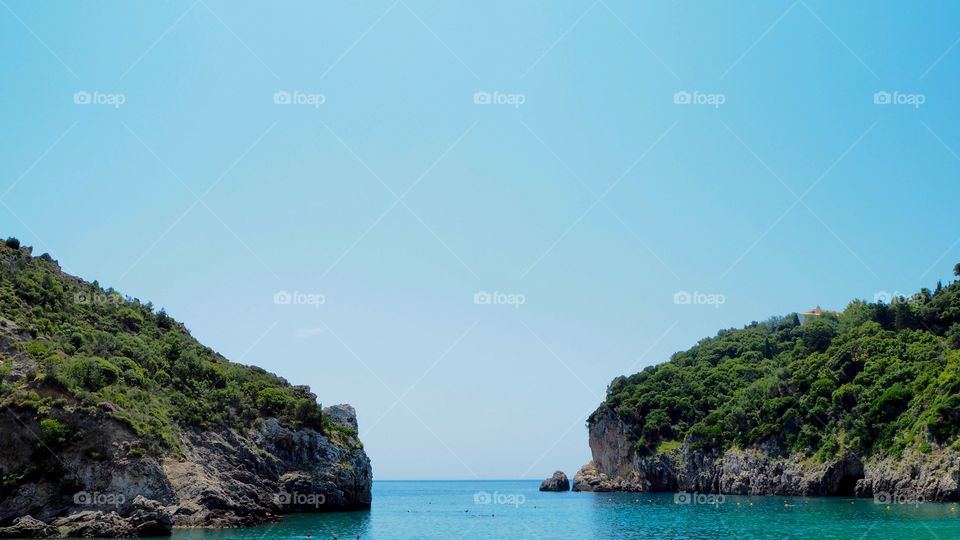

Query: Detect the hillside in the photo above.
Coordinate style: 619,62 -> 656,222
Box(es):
0,238 -> 371,537
575,264 -> 960,500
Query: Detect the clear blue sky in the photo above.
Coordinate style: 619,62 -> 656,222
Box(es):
2,0 -> 959,480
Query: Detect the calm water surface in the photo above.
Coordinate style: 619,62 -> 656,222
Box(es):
171,480 -> 960,539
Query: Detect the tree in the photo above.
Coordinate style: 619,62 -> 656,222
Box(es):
947,323 -> 960,350
4,237 -> 20,249
257,387 -> 290,416
39,419 -> 71,449
954,262 -> 960,278
893,301 -> 917,331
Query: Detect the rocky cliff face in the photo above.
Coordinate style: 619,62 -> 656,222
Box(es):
573,407 -> 960,501
0,245 -> 373,537
0,404 -> 372,538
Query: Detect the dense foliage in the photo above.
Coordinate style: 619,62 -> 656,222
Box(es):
0,239 -> 342,455
599,269 -> 960,460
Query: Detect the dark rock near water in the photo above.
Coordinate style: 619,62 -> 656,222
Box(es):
573,406 -> 960,501
0,516 -> 58,539
539,471 -> 570,492
0,405 -> 371,537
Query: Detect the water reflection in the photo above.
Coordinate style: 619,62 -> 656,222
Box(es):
172,510 -> 372,540
166,483 -> 960,540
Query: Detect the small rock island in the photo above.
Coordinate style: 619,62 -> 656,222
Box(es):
539,471 -> 570,492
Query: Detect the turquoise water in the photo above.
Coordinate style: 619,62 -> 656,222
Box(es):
173,481 -> 960,539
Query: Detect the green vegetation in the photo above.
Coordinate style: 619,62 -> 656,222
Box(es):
0,239 -> 334,455
598,271 -> 960,461
38,418 -> 71,449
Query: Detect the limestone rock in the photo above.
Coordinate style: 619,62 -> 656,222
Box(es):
539,471 -> 570,492
0,516 -> 58,539
574,406 -> 960,501
0,406 -> 371,536
323,404 -> 359,431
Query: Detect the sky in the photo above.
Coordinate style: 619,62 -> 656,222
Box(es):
1,0 -> 959,480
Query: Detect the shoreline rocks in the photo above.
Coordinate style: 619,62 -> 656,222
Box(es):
573,406 -> 960,501
0,405 -> 372,537
0,516 -> 58,539
539,471 -> 570,492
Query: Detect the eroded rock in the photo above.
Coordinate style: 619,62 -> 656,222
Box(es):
539,471 -> 570,492
574,406 -> 960,501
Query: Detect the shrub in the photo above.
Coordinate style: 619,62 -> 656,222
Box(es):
38,418 -> 70,449
257,387 -> 290,416
65,356 -> 120,391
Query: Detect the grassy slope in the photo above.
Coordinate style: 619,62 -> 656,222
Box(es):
0,239 -> 358,467
599,270 -> 960,461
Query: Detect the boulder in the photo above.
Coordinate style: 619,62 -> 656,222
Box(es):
0,516 -> 58,538
52,510 -> 133,538
128,496 -> 173,536
539,470 -> 570,492
323,404 -> 359,431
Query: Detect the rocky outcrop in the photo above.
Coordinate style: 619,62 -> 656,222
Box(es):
539,471 -> 570,492
0,405 -> 371,537
0,516 -> 58,538
573,406 -> 960,501
0,496 -> 172,539
854,451 -> 960,501
166,407 -> 371,527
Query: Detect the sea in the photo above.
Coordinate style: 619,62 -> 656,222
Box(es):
170,480 -> 960,539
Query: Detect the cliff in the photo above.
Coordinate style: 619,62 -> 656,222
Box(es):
0,240 -> 372,537
575,269 -> 960,501
573,407 -> 960,500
